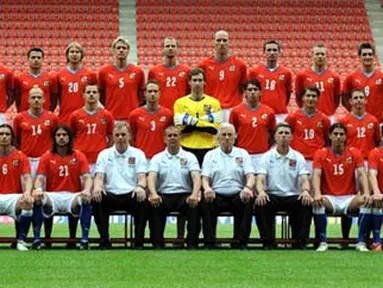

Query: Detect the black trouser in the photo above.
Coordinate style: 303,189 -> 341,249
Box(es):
92,192 -> 148,247
201,194 -> 254,245
255,194 -> 312,247
151,193 -> 200,247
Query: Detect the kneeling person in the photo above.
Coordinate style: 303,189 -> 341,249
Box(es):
32,125 -> 92,250
201,124 -> 255,249
148,126 -> 201,249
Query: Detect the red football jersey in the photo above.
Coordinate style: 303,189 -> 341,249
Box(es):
314,147 -> 364,196
285,110 -> 330,160
0,66 -> 13,112
37,150 -> 89,192
343,69 -> 383,122
198,56 -> 247,108
57,67 -> 97,125
339,113 -> 380,159
368,147 -> 383,192
229,103 -> 276,154
128,106 -> 173,159
148,64 -> 190,111
98,64 -> 145,121
14,72 -> 58,112
0,149 -> 30,194
13,110 -> 59,157
70,108 -> 114,164
248,64 -> 292,114
295,68 -> 341,115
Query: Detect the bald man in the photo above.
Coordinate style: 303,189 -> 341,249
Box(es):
198,30 -> 247,122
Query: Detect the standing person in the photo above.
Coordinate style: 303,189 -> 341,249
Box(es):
92,122 -> 148,249
0,64 -> 14,124
56,42 -> 97,125
14,48 -> 58,112
295,44 -> 341,123
128,80 -> 173,159
229,78 -> 276,170
312,123 -> 371,252
198,30 -> 247,122
70,84 -> 114,176
343,42 -> 383,124
98,37 -> 145,122
173,68 -> 222,166
255,123 -> 312,249
201,124 -> 255,249
0,124 -> 34,251
248,40 -> 292,123
148,126 -> 201,249
32,125 -> 92,250
148,37 -> 191,111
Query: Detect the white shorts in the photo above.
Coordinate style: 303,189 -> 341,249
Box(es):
324,195 -> 355,215
0,194 -> 22,220
0,113 -> 6,125
276,113 -> 288,124
250,154 -> 264,171
43,192 -> 81,218
222,108 -> 232,123
29,157 -> 40,179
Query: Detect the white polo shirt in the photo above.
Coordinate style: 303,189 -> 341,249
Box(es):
95,145 -> 147,195
149,148 -> 200,194
202,146 -> 254,196
256,147 -> 309,197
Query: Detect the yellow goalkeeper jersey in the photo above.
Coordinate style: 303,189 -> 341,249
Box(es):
174,94 -> 222,149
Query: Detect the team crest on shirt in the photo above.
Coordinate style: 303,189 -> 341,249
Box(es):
128,157 -> 136,165
70,158 -> 77,164
229,65 -> 236,72
178,71 -> 186,77
180,158 -> 188,167
44,80 -> 50,87
129,73 -> 136,79
279,74 -> 285,81
44,120 -> 51,126
376,78 -> 382,85
261,113 -> 268,120
204,104 -> 212,113
0,74 -> 4,80
100,118 -> 106,125
160,116 -> 167,123
346,157 -> 353,163
289,159 -> 297,168
235,157 -> 243,165
327,78 -> 334,83
13,160 -> 20,167
81,76 -> 88,83
367,123 -> 374,129
317,121 -> 323,128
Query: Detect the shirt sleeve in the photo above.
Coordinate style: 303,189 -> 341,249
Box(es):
353,148 -> 365,168
256,153 -> 268,175
148,154 -> 161,173
49,72 -> 59,94
342,74 -> 352,94
98,67 -> 106,90
201,152 -> 213,177
106,111 -> 115,136
295,72 -> 304,97
20,152 -> 31,174
89,71 -> 98,85
36,153 -> 49,175
188,153 -> 201,172
6,69 -> 14,90
94,150 -> 108,174
297,153 -> 309,176
285,70 -> 292,95
13,115 -> 20,138
136,150 -> 148,174
368,149 -> 378,170
78,151 -> 90,174
313,149 -> 324,170
69,112 -> 77,135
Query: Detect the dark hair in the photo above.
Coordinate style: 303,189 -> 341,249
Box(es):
302,85 -> 321,98
244,78 -> 262,91
188,68 -> 205,81
52,125 -> 74,154
145,79 -> 160,91
329,122 -> 347,135
350,88 -> 366,98
27,47 -> 44,59
263,39 -> 281,52
274,123 -> 292,135
358,42 -> 375,56
0,124 -> 15,146
83,84 -> 99,94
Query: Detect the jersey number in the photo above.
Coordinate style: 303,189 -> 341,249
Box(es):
333,164 -> 344,175
166,76 -> 176,87
68,82 -> 79,93
119,77 -> 124,88
150,120 -> 156,131
316,81 -> 325,92
219,70 -> 225,81
59,165 -> 69,177
2,164 -> 7,175
356,127 -> 366,138
364,86 -> 370,97
265,79 -> 276,91
31,125 -> 42,136
304,129 -> 315,140
87,123 -> 97,134
251,117 -> 257,127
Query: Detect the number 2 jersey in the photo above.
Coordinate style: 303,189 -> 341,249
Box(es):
313,147 -> 364,196
37,150 -> 89,192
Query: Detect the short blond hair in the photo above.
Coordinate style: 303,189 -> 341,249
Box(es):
111,36 -> 130,49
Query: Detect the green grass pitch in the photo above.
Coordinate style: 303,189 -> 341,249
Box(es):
0,223 -> 382,288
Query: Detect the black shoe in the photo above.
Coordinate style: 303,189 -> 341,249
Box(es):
66,242 -> 77,249
32,241 -> 42,250
44,240 -> 52,249
153,244 -> 165,250
99,241 -> 112,250
80,242 -> 89,250
203,243 -> 219,250
187,244 -> 198,250
10,242 -> 17,249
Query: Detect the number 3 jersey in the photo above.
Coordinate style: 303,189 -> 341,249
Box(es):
285,109 -> 331,160
0,149 -> 30,194
37,150 -> 89,192
313,147 -> 364,196
69,108 -> 114,164
13,110 -> 59,157
128,106 -> 173,159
